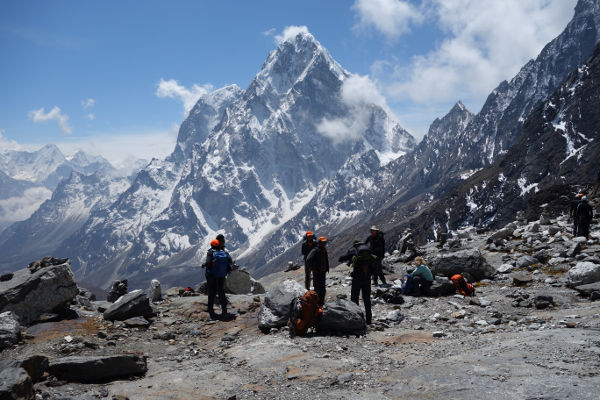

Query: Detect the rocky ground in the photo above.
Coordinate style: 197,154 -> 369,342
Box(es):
2,213 -> 600,400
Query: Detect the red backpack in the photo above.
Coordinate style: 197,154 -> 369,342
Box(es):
289,290 -> 323,337
451,274 -> 475,297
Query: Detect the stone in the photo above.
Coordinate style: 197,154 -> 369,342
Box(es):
385,310 -> 405,323
148,279 -> 162,302
107,280 -> 128,303
48,355 -> 147,383
487,228 -> 513,242
103,290 -> 154,321
497,263 -> 515,274
377,288 -> 404,304
534,296 -> 554,309
428,249 -> 495,281
0,262 -> 78,325
513,273 -> 533,286
432,331 -> 446,338
77,287 -> 96,302
566,262 -> 600,287
0,311 -> 21,350
427,277 -> 457,297
318,298 -> 366,334
591,291 -> 600,300
572,281 -> 600,296
529,223 -> 540,233
123,317 -> 151,328
258,280 -> 306,331
539,214 -> 552,225
568,243 -> 582,258
515,256 -> 538,269
251,279 -> 266,295
0,355 -> 49,383
548,226 -> 560,235
0,367 -> 34,400
225,270 -> 253,294
0,273 -> 13,282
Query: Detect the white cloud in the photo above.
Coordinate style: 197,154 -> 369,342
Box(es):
316,74 -> 394,144
352,0 -> 424,38
155,78 -> 213,116
81,98 -> 95,110
0,131 -> 22,152
0,187 -> 53,224
262,28 -> 276,37
28,106 -> 73,135
275,25 -> 310,44
87,113 -> 95,121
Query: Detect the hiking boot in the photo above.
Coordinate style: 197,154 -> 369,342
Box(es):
208,310 -> 218,320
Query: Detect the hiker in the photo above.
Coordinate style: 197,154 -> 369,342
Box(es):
301,231 -> 317,290
338,239 -> 362,265
350,244 -> 375,324
204,238 -> 233,319
306,236 -> 329,306
569,193 -> 584,235
365,226 -> 387,286
403,257 -> 433,296
576,196 -> 594,239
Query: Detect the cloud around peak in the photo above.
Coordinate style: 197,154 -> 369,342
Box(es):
155,78 -> 214,116
274,25 -> 311,44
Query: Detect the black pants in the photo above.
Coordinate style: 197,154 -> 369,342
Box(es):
351,277 -> 372,324
578,220 -> 591,239
573,219 -> 578,235
372,258 -> 386,285
206,274 -> 227,315
413,275 -> 432,296
312,271 -> 326,306
304,263 -> 311,290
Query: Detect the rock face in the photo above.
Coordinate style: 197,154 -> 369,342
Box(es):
103,290 -> 154,321
0,311 -> 21,350
428,249 -> 495,281
48,355 -> 147,383
318,298 -> 366,334
0,262 -> 78,325
0,367 -> 34,400
566,262 -> 600,287
258,280 -> 306,331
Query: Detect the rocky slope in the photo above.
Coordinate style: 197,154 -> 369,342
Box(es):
1,206 -> 600,399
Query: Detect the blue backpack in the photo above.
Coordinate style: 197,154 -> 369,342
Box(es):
211,250 -> 229,278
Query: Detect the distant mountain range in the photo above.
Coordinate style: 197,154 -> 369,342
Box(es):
1,0 -> 599,290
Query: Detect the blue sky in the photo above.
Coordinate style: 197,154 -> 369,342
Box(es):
0,0 -> 577,166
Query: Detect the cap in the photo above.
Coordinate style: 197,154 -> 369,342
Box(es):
318,236 -> 327,243
577,193 -> 585,198
306,230 -> 313,236
353,239 -> 362,246
370,225 -> 379,231
210,239 -> 220,247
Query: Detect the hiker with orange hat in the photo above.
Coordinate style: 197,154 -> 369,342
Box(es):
204,237 -> 233,319
569,193 -> 585,235
306,236 -> 330,306
301,230 -> 317,290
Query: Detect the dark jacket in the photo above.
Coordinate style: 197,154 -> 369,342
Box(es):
576,201 -> 593,223
306,246 -> 329,274
365,232 -> 385,259
351,246 -> 376,279
570,200 -> 581,218
338,247 -> 358,264
302,237 -> 317,261
204,248 -> 233,273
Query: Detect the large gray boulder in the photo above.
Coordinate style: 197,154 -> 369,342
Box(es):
48,355 -> 147,383
428,249 -> 495,281
0,262 -> 78,325
258,280 -> 306,331
0,311 -> 21,350
225,270 -> 253,294
318,298 -> 366,334
487,228 -> 514,242
103,290 -> 154,321
566,262 -> 600,287
0,367 -> 34,400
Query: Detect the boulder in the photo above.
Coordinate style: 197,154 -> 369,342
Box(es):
103,290 -> 154,321
513,273 -> 533,286
258,280 -> 306,331
0,262 -> 78,325
539,214 -> 552,225
251,279 -> 266,295
497,263 -> 515,274
123,317 -> 150,328
0,355 -> 48,383
0,311 -> 21,350
566,262 -> 600,287
0,367 -> 34,400
548,226 -> 560,235
568,243 -> 582,258
573,281 -> 600,297
427,277 -> 457,297
428,249 -> 495,281
225,270 -> 253,294
48,355 -> 147,383
515,256 -> 538,269
487,228 -> 514,242
77,287 -> 96,302
317,298 -> 366,334
148,279 -> 162,302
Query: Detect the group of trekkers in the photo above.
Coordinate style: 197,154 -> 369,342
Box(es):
570,193 -> 594,239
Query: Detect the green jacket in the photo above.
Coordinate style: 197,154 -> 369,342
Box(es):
413,264 -> 433,282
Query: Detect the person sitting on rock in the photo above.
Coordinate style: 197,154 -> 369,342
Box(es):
350,243 -> 376,325
403,257 -> 433,296
306,236 -> 330,306
301,231 -> 317,290
338,239 -> 362,265
576,196 -> 594,239
204,239 -> 233,319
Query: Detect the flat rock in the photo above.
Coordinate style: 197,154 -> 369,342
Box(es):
103,290 -> 154,321
0,262 -> 78,325
0,311 -> 21,350
566,262 -> 600,287
513,273 -> 533,286
123,317 -> 151,328
573,281 -> 600,296
258,280 -> 306,331
0,367 -> 34,400
48,355 -> 147,383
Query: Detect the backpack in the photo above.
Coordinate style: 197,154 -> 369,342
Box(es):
210,250 -> 229,278
289,290 -> 322,337
451,274 -> 475,297
352,250 -> 374,279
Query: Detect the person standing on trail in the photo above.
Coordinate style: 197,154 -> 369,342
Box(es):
570,193 -> 584,235
350,244 -> 376,325
301,231 -> 317,290
306,236 -> 330,306
204,239 -> 233,319
576,196 -> 594,239
365,226 -> 387,286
